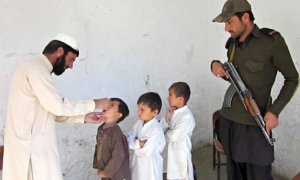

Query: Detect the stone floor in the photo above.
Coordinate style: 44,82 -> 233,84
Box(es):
192,144 -> 288,180
192,144 -> 227,180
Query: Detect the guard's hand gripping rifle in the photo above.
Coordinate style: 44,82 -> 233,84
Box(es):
223,61 -> 277,146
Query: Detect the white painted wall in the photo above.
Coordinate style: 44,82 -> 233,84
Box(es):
0,0 -> 299,179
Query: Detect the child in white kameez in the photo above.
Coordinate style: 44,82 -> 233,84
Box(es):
128,92 -> 165,180
161,82 -> 196,180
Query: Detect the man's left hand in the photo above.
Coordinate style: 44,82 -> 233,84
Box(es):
264,112 -> 279,134
84,112 -> 106,124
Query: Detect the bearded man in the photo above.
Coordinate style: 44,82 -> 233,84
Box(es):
3,33 -> 110,180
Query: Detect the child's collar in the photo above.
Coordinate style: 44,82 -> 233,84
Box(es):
142,117 -> 156,126
102,122 -> 117,129
174,105 -> 188,114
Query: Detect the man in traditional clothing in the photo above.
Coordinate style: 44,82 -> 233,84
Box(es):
2,33 -> 110,180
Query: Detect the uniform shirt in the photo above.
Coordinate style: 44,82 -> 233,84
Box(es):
93,123 -> 130,180
3,55 -> 95,180
221,25 -> 299,125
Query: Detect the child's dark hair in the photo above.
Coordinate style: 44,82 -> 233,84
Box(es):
110,98 -> 129,123
137,92 -> 162,114
169,82 -> 191,104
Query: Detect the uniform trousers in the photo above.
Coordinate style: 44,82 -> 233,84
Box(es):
216,116 -> 274,180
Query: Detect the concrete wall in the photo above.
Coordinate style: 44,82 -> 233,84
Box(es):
0,0 -> 299,179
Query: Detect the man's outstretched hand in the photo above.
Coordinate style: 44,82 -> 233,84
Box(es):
84,112 -> 106,124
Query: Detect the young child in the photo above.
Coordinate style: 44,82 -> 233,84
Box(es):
93,98 -> 130,180
160,82 -> 196,180
127,92 -> 166,180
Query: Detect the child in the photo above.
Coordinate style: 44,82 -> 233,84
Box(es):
127,92 -> 166,180
160,82 -> 196,180
93,98 -> 130,180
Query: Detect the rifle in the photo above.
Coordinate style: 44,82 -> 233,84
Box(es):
223,61 -> 277,146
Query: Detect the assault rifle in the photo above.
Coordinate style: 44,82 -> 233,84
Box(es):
223,61 -> 277,146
